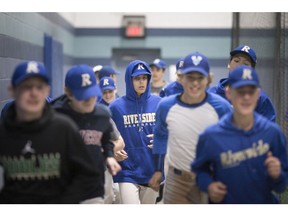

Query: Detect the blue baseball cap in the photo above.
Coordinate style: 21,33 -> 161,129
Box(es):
99,77 -> 116,92
12,61 -> 50,87
65,64 -> 101,100
230,45 -> 257,64
176,57 -> 185,71
149,59 -> 166,69
98,66 -> 120,80
181,52 -> 210,76
131,62 -> 151,77
228,65 -> 260,89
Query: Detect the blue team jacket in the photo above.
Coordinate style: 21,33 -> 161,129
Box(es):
109,60 -> 162,185
159,81 -> 183,98
192,112 -> 288,204
208,78 -> 276,122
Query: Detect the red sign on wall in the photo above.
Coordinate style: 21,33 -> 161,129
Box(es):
126,25 -> 144,37
123,16 -> 146,38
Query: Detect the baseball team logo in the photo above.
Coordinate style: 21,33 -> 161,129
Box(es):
81,73 -> 92,87
242,68 -> 252,80
178,60 -> 184,69
103,78 -> 109,86
191,56 -> 202,66
241,45 -> 251,53
26,62 -> 39,74
137,64 -> 145,70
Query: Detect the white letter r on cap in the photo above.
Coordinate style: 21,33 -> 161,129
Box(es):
26,62 -> 39,74
103,78 -> 109,86
242,69 -> 252,80
81,74 -> 92,87
241,46 -> 250,53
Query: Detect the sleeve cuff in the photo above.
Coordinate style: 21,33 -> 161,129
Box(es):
154,154 -> 165,171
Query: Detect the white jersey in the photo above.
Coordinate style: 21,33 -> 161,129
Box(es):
153,92 -> 232,172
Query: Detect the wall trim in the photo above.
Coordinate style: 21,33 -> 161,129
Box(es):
75,28 -> 232,37
70,57 -> 228,67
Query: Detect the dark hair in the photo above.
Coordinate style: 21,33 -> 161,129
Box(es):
230,55 -> 256,68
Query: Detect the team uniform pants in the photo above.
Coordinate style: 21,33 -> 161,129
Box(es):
119,182 -> 158,204
104,170 -> 121,204
163,166 -> 208,204
104,170 -> 114,204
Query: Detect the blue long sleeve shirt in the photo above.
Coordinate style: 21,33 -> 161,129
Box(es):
208,78 -> 276,122
192,112 -> 288,204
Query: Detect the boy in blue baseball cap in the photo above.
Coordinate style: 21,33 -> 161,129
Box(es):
159,57 -> 185,98
0,61 -> 100,203
0,61 -> 52,120
208,45 -> 276,122
98,77 -> 117,106
192,65 -> 288,203
149,58 -> 167,96
53,64 -> 121,204
98,66 -> 121,99
98,76 -> 125,201
149,52 -> 231,204
65,64 -> 102,102
229,45 -> 257,67
98,76 -> 127,204
109,60 -> 162,204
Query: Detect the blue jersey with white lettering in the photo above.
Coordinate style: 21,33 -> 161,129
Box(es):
152,92 -> 232,172
109,60 -> 162,184
192,112 -> 288,204
208,78 -> 276,122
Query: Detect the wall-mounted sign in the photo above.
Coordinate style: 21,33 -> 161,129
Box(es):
122,16 -> 146,38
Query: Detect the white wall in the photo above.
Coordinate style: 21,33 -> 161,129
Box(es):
58,12 -> 76,26
58,12 -> 232,28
